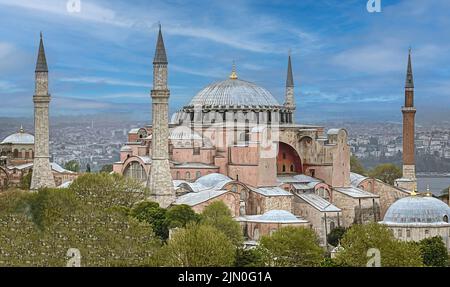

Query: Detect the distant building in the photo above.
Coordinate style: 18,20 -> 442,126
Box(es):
0,126 -> 77,190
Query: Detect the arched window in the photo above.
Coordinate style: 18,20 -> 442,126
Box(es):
443,215 -> 449,223
186,172 -> 191,180
330,221 -> 335,231
282,165 -> 286,172
123,162 -> 147,182
196,171 -> 201,179
290,165 -> 294,172
13,149 -> 19,158
176,171 -> 180,180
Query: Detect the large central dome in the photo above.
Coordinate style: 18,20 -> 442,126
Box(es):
187,78 -> 281,109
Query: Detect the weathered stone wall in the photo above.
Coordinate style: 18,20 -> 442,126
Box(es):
331,191 -> 380,227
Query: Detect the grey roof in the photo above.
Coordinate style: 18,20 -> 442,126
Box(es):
382,196 -> 450,225
173,162 -> 218,169
292,182 -> 319,190
242,210 -> 308,224
277,174 -> 321,184
153,25 -> 168,64
297,193 -> 341,212
188,78 -> 281,108
350,172 -> 368,187
169,126 -> 203,140
1,131 -> 34,145
249,186 -> 292,197
174,189 -> 228,206
405,49 -> 414,88
195,173 -> 232,189
327,129 -> 341,135
7,162 -> 73,174
334,187 -> 378,198
36,32 -> 48,72
120,145 -> 132,152
176,173 -> 232,193
286,54 -> 294,87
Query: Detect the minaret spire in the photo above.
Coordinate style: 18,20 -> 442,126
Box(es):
286,51 -> 294,88
36,32 -> 48,72
153,24 -> 168,64
284,51 -> 295,123
405,48 -> 414,88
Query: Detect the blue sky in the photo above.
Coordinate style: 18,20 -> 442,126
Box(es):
0,0 -> 449,123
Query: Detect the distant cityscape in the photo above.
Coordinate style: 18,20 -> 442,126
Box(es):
1,117 -> 449,175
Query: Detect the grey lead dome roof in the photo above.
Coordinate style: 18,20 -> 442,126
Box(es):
188,79 -> 281,108
1,131 -> 34,145
382,196 -> 450,225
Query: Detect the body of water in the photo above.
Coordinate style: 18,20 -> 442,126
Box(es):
417,177 -> 450,196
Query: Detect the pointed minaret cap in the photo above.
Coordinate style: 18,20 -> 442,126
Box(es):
153,23 -> 168,64
286,50 -> 294,87
405,47 -> 414,88
36,32 -> 48,72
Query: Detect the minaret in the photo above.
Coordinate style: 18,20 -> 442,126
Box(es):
30,33 -> 55,190
395,48 -> 417,191
284,52 -> 295,123
147,25 -> 175,207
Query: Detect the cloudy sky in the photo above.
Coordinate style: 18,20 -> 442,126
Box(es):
0,0 -> 449,123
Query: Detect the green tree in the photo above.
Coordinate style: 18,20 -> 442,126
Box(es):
327,226 -> 347,247
368,163 -> 402,185
0,174 -> 160,267
419,236 -> 448,267
234,247 -> 265,267
259,226 -> 324,267
100,164 -> 113,173
201,201 -> 243,246
130,201 -> 168,240
68,173 -> 147,209
64,160 -> 80,173
155,223 -> 235,267
335,223 -> 423,267
20,170 -> 32,190
350,156 -> 366,176
165,204 -> 200,229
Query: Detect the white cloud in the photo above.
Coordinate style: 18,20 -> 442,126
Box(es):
58,76 -> 149,88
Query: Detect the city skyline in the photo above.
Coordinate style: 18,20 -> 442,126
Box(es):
0,0 -> 449,123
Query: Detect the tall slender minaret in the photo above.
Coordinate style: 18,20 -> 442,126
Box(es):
30,33 -> 55,190
284,53 -> 295,123
395,48 -> 417,191
147,25 -> 175,207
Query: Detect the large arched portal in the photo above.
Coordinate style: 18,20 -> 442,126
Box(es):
123,161 -> 147,182
277,142 -> 302,175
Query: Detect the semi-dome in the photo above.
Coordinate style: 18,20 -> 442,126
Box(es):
382,196 -> 450,225
1,127 -> 34,145
187,78 -> 281,109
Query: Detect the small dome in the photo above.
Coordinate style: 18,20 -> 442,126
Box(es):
195,173 -> 232,189
1,128 -> 34,145
187,78 -> 281,109
259,210 -> 299,222
120,145 -> 132,152
383,196 -> 450,225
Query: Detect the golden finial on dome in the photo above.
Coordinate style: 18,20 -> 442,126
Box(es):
229,61 -> 238,80
411,185 -> 417,196
19,125 -> 24,133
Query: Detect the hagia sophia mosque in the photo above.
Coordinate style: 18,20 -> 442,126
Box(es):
0,27 -> 449,251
